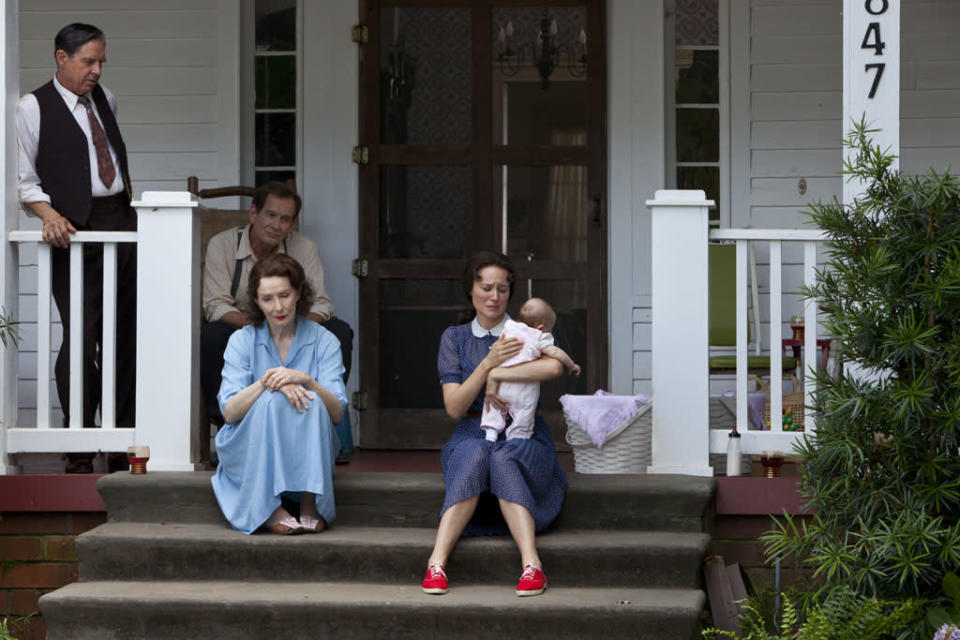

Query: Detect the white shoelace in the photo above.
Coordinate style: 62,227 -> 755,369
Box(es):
427,562 -> 446,579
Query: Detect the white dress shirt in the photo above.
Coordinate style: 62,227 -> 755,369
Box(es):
17,76 -> 124,208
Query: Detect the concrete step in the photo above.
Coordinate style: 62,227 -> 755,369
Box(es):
96,471 -> 714,532
78,522 -> 711,589
41,580 -> 705,640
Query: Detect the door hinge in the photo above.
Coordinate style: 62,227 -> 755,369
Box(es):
352,145 -> 369,165
352,258 -> 368,279
351,24 -> 368,44
352,391 -> 368,410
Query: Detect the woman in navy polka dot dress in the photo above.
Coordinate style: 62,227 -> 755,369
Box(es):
420,251 -> 568,597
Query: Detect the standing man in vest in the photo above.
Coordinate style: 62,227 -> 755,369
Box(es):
17,24 -> 137,472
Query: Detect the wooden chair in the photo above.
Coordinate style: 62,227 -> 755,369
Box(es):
187,176 -> 299,275
708,243 -> 798,389
187,176 -> 298,465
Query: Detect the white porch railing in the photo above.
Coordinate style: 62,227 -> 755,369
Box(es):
647,189 -> 827,476
1,192 -> 199,473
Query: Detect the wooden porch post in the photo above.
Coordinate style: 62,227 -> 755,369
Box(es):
647,190 -> 713,476
843,0 -> 900,204
0,0 -> 19,474
133,191 -> 199,471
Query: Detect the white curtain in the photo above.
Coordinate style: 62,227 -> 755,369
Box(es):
546,129 -> 588,262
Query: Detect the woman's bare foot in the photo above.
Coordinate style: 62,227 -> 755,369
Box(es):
263,506 -> 300,535
299,492 -> 325,533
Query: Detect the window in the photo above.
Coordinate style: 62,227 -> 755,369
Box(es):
668,0 -> 726,225
254,0 -> 299,186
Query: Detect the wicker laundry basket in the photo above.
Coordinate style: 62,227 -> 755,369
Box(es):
564,402 -> 652,474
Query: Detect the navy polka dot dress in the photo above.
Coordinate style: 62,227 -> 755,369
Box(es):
437,323 -> 568,536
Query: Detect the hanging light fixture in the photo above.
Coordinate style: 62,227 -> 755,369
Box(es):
384,9 -> 415,107
496,10 -> 587,90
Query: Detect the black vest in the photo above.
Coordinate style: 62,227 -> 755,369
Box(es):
32,81 -> 131,225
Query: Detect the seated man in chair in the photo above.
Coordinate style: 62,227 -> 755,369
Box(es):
200,181 -> 354,461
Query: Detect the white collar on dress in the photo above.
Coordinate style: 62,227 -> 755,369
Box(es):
471,314 -> 510,338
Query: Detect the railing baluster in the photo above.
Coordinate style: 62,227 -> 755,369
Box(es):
749,243 -> 761,356
769,241 -> 783,432
708,228 -> 826,458
68,243 -> 83,430
6,229 -> 140,466
101,243 -> 117,430
803,241 -> 818,431
735,241 -> 749,435
36,244 -> 52,430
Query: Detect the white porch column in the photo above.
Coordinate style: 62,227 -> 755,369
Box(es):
843,0 -> 899,204
647,190 -> 713,476
0,0 -> 18,474
133,191 -> 199,471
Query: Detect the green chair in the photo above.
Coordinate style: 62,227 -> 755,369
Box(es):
709,243 -> 797,385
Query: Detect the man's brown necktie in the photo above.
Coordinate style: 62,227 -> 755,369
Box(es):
77,95 -> 117,189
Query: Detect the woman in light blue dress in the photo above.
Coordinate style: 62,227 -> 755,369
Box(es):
211,254 -> 346,535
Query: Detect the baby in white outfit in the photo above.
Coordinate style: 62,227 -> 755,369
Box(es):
481,298 -> 580,441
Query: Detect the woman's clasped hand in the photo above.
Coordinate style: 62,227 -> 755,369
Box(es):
261,366 -> 316,412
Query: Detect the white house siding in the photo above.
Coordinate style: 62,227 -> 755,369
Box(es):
15,1 -> 240,426
740,0 -> 843,353
631,306 -> 652,397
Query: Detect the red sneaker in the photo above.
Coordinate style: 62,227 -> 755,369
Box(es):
515,564 -> 547,596
421,562 -> 448,595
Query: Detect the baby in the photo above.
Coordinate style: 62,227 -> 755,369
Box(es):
481,297 -> 580,441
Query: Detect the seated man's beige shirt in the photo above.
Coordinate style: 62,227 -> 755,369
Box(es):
203,224 -> 334,323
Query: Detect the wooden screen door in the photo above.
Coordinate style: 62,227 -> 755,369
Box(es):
357,0 -> 607,448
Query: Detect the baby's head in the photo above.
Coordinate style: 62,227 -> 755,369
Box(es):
518,297 -> 556,332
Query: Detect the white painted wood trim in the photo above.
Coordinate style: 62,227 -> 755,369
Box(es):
36,243 -> 51,430
803,241 -> 818,431
609,0 -> 664,394
718,0 -> 731,227
768,240 -> 783,430
8,230 -> 139,243
238,0 -> 255,187
709,428 -> 805,456
843,0 -> 900,205
216,0 -> 243,192
735,240 -> 747,433
133,191 -> 198,471
711,229 -> 827,241
302,0 -> 360,390
648,189 -> 713,476
8,428 -> 135,453
728,0 -> 750,229
749,243 -> 760,356
0,0 -> 18,473
101,243 -> 117,429
68,244 -> 83,430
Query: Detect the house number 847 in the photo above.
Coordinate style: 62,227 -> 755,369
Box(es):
861,0 -> 888,98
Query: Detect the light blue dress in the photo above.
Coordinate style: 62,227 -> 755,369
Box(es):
211,317 -> 346,534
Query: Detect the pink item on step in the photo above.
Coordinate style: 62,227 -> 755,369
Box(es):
559,390 -> 649,448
